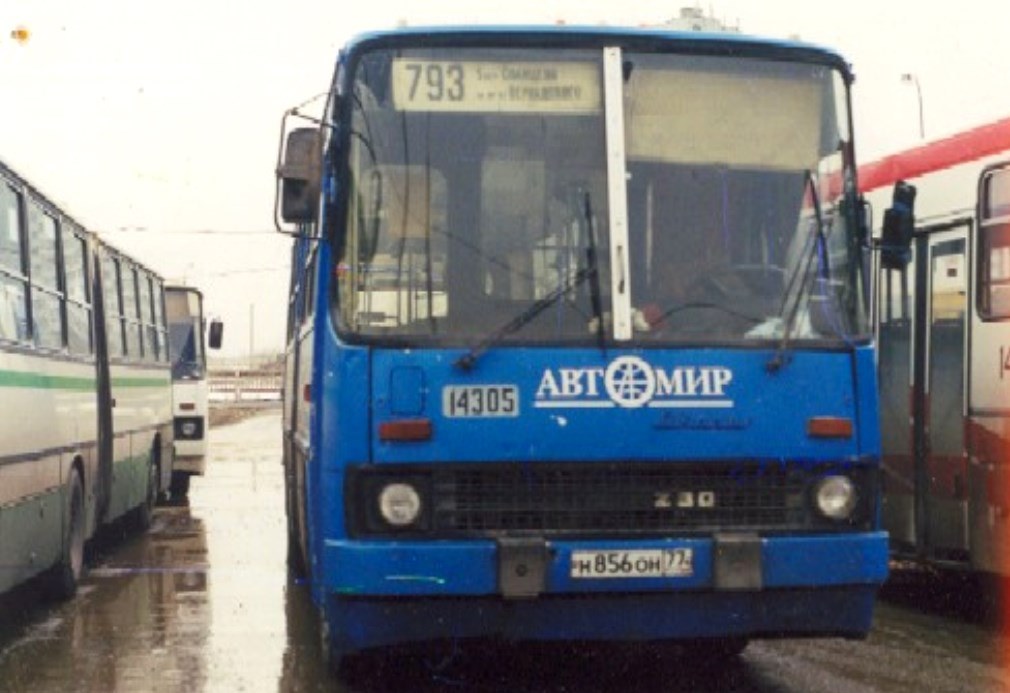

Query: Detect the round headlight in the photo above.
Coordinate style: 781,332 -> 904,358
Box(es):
814,475 -> 857,520
181,422 -> 198,437
378,483 -> 422,527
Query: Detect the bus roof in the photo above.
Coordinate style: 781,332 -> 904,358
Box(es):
860,116 -> 1010,194
166,284 -> 205,298
341,25 -> 851,76
0,155 -> 166,280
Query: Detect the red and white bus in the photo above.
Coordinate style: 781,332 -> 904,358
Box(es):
862,117 -> 1010,576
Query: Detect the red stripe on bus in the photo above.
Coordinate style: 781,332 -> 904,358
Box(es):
859,116 -> 1010,193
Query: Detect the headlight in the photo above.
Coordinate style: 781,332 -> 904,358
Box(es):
181,422 -> 198,437
378,483 -> 422,527
814,475 -> 857,520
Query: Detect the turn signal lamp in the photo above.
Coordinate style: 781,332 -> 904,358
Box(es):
806,416 -> 853,439
179,402 -> 196,411
11,27 -> 30,44
379,418 -> 432,442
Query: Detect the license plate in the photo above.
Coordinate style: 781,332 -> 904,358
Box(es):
570,549 -> 694,579
443,385 -> 519,418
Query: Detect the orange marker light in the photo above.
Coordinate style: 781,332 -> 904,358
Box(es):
807,416 -> 853,439
11,26 -> 30,45
379,418 -> 432,442
179,402 -> 196,411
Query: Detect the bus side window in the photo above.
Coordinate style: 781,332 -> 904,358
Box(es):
121,265 -> 143,358
153,278 -> 168,363
63,229 -> 92,354
26,200 -> 64,350
977,223 -> 1010,319
103,255 -> 125,357
979,167 -> 1010,320
0,182 -> 29,342
138,271 -> 157,361
303,251 -> 317,322
286,242 -> 300,339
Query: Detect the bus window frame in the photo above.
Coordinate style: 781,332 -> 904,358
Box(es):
0,179 -> 29,344
63,227 -> 93,355
977,163 -> 1010,322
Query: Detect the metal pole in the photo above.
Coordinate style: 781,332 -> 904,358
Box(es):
249,303 -> 254,362
901,73 -> 925,140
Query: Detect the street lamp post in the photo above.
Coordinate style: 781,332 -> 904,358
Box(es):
901,73 -> 925,140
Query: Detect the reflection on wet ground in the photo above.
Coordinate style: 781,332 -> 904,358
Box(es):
0,410 -> 287,693
0,408 -> 1008,692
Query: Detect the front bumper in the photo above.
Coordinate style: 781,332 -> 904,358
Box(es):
322,532 -> 888,597
172,451 -> 206,474
319,532 -> 888,652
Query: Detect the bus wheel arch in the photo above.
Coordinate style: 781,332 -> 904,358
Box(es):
135,438 -> 160,531
46,461 -> 86,600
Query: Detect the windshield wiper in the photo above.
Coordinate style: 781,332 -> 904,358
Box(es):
766,170 -> 827,373
453,265 -> 596,371
455,190 -> 602,371
583,190 -> 606,353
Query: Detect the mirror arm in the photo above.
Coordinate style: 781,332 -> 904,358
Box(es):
274,100 -> 338,236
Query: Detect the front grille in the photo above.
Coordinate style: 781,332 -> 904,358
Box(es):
348,461 -> 870,538
430,463 -> 806,535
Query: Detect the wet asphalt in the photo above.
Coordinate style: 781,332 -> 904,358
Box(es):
0,408 -> 1007,692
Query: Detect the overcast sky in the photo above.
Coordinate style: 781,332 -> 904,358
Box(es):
2,1 -> 1008,357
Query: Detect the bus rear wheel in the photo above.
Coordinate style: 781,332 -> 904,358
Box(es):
134,451 -> 159,531
46,470 -> 85,600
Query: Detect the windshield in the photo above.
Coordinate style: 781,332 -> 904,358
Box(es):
336,44 -> 866,347
166,289 -> 206,378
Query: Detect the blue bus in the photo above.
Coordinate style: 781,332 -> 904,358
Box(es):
276,26 -> 889,669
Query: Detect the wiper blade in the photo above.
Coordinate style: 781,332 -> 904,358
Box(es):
658,301 -> 763,325
455,188 -> 602,371
582,190 -> 605,353
767,170 -> 826,372
454,266 -> 595,371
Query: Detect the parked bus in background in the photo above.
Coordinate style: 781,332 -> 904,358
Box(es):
165,285 -> 222,498
0,157 -> 173,599
862,117 -> 1010,577
276,26 -> 888,671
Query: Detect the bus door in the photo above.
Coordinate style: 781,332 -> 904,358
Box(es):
922,226 -> 970,560
283,241 -> 317,569
92,252 -> 114,523
879,222 -> 970,561
878,228 -> 917,551
968,164 -> 1010,575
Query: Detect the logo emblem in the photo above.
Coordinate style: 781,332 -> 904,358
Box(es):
534,357 -> 734,410
604,356 -> 656,408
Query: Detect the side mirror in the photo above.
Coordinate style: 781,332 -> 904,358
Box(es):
208,319 -> 224,350
880,181 -> 916,270
277,127 -> 321,225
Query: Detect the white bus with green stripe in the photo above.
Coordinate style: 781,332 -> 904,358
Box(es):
0,158 -> 173,599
